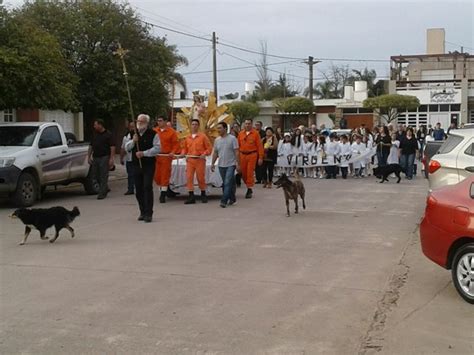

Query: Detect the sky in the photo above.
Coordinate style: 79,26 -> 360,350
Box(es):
4,0 -> 474,96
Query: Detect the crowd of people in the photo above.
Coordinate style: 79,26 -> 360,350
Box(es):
87,116 -> 453,222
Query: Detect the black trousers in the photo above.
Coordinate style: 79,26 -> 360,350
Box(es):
262,160 -> 275,182
325,165 -> 337,178
340,167 -> 348,179
133,163 -> 155,217
255,164 -> 264,183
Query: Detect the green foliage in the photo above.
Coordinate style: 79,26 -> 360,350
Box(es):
276,97 -> 313,114
10,1 -> 186,128
363,94 -> 420,123
0,8 -> 78,110
228,101 -> 260,125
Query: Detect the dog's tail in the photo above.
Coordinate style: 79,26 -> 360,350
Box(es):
71,206 -> 80,217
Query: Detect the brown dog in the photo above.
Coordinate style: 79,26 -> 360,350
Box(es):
274,173 -> 306,216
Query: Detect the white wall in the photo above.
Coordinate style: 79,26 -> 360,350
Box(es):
316,113 -> 334,128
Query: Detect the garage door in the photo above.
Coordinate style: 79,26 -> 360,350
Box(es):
42,111 -> 74,133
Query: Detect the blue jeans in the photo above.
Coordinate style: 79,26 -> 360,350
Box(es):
400,154 -> 415,179
126,161 -> 135,192
219,165 -> 236,204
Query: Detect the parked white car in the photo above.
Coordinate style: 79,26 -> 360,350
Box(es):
0,122 -> 98,206
428,128 -> 474,190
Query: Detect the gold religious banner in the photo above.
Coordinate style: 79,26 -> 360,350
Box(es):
177,92 -> 234,145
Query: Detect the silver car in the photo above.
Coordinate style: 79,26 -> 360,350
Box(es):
428,128 -> 474,190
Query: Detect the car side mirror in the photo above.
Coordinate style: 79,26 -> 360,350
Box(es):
471,183 -> 474,199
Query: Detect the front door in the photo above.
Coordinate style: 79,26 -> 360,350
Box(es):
38,126 -> 68,183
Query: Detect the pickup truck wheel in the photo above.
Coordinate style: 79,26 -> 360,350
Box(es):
83,168 -> 99,195
451,244 -> 474,304
13,173 -> 37,207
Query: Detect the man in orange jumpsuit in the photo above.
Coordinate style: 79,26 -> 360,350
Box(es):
237,118 -> 264,199
182,119 -> 212,204
153,117 -> 180,203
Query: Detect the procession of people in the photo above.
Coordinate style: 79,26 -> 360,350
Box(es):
90,113 -> 454,222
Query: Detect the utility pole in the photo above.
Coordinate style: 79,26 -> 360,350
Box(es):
212,32 -> 218,104
307,56 -> 315,127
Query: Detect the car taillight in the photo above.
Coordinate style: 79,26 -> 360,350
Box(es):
429,160 -> 441,174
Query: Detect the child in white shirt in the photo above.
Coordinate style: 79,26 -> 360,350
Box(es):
338,135 -> 352,179
351,135 -> 366,178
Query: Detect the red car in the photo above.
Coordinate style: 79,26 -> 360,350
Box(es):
420,176 -> 474,304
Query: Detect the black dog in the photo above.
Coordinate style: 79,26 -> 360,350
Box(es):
274,173 -> 306,217
373,164 -> 403,183
10,206 -> 80,245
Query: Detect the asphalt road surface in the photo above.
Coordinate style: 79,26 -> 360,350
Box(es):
1,173 -> 472,354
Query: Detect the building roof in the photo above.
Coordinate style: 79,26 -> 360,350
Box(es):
391,53 -> 474,63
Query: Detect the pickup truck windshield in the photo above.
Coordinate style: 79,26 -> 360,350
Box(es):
0,126 -> 39,146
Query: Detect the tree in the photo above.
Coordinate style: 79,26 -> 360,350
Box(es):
304,65 -> 352,99
363,94 -> 420,123
228,101 -> 260,125
0,8 -> 78,110
269,74 -> 299,98
254,40 -> 272,99
15,1 -> 186,132
347,67 -> 386,97
275,97 -> 313,115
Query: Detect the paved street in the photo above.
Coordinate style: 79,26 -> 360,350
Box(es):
0,172 -> 472,354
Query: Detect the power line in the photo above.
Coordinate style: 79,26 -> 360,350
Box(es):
445,40 -> 474,51
134,6 -> 211,38
221,51 -> 309,80
217,40 -> 306,61
142,20 -> 212,42
189,49 -> 212,72
181,58 -> 302,75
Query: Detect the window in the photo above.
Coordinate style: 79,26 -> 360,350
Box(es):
358,108 -> 373,113
438,134 -> 463,154
450,104 -> 460,111
2,109 -> 14,122
418,114 -> 428,126
429,105 -> 439,112
39,126 -> 62,148
470,110 -> 474,123
440,104 -> 450,112
418,105 -> 427,112
397,113 -> 407,125
465,143 -> 474,157
343,108 -> 358,114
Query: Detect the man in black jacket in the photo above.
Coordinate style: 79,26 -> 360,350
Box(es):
125,114 -> 161,223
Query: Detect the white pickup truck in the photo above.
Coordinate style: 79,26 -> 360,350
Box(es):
0,122 -> 98,206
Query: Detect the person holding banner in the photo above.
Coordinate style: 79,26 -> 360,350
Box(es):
351,135 -> 366,178
182,119 -> 212,204
339,135 -> 352,179
238,119 -> 264,199
324,133 -> 341,179
153,116 -> 180,203
278,133 -> 295,176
